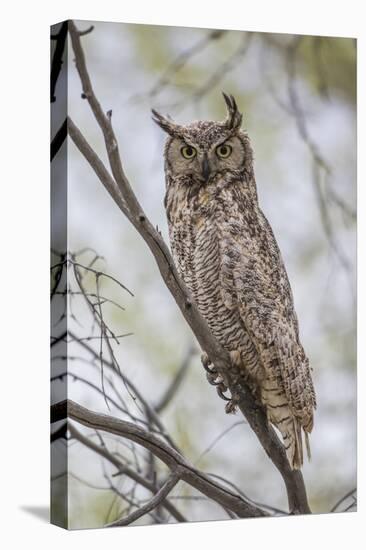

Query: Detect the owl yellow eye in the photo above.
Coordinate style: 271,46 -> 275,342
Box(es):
216,144 -> 232,158
181,145 -> 196,159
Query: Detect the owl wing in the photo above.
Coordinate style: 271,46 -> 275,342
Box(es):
218,212 -> 316,432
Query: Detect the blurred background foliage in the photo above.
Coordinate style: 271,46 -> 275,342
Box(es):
51,20 -> 356,528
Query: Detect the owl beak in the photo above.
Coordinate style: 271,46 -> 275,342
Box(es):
202,154 -> 211,182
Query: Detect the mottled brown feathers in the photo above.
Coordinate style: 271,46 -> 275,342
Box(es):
153,94 -> 316,470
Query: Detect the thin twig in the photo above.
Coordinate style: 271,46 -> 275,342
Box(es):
70,258 -> 134,296
53,290 -> 126,311
71,333 -> 180,452
195,421 -> 246,465
106,472 -> 181,527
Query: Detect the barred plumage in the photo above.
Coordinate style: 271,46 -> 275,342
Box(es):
152,94 -> 316,469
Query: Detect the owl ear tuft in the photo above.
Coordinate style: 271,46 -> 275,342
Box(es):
222,92 -> 243,131
151,109 -> 181,137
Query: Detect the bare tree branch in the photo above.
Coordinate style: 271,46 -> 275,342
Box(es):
206,472 -> 287,516
105,475 -> 162,524
70,331 -> 180,451
55,399 -> 268,519
78,25 -> 94,37
195,421 -> 246,465
67,20 -> 311,515
106,472 -> 181,527
68,422 -> 187,523
53,289 -> 126,312
52,256 -> 133,296
330,488 -> 357,513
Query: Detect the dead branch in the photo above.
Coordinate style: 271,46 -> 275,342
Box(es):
71,332 -> 180,451
67,19 -> 311,515
330,488 -> 357,513
195,421 -> 246,465
54,400 -> 268,519
68,422 -> 186,523
106,472 -> 181,527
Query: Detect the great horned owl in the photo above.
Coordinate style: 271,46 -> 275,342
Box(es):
152,94 -> 316,470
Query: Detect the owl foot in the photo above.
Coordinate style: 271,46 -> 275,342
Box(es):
201,353 -> 218,384
201,352 -> 231,403
216,382 -> 231,402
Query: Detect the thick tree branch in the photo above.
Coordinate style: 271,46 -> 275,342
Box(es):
67,21 -> 311,515
54,399 -> 268,519
66,119 -> 129,218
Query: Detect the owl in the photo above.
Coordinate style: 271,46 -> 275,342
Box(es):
152,93 -> 316,470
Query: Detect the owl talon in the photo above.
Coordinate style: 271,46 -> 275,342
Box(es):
206,371 -> 219,385
216,384 -> 231,401
201,353 -> 221,382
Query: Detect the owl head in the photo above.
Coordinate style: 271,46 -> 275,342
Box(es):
152,93 -> 253,186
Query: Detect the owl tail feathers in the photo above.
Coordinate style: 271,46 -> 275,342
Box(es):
304,431 -> 312,461
287,420 -> 303,470
286,421 -> 312,470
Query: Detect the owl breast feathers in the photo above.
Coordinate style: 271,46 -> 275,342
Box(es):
152,93 -> 316,470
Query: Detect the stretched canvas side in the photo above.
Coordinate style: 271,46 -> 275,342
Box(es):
51,20 -> 69,530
